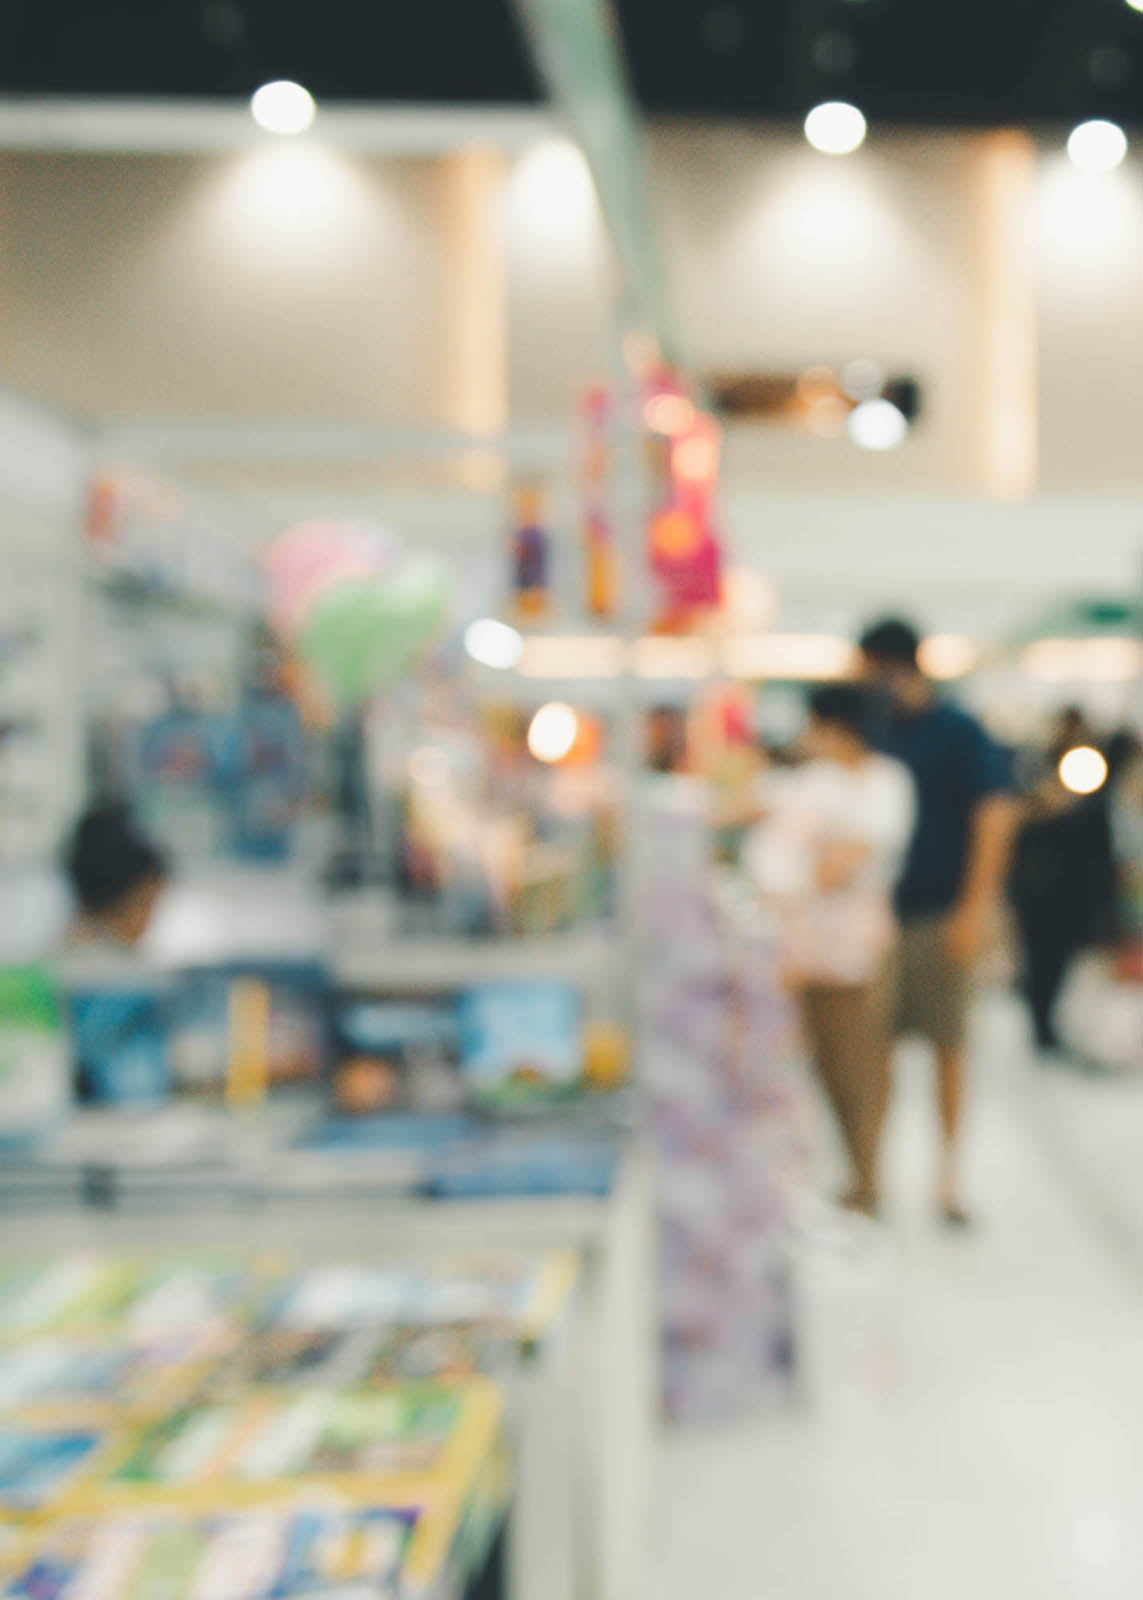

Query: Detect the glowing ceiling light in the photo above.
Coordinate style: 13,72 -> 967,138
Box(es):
918,634 -> 979,681
1126,0 -> 1143,14
251,80 -> 317,136
804,101 -> 867,156
848,398 -> 908,451
1067,119 -> 1128,172
464,618 -> 523,671
528,702 -> 579,764
1059,745 -> 1109,796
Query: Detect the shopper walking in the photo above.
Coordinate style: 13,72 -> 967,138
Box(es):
858,618 -> 1016,1225
745,684 -> 914,1216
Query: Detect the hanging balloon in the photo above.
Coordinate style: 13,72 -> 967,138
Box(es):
299,558 -> 451,708
265,519 -> 394,640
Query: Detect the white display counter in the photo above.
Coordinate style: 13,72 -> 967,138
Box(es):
1,1142 -> 657,1600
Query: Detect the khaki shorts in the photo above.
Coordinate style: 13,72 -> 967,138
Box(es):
885,914 -> 972,1052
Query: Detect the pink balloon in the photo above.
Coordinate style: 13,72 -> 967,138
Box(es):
265,520 -> 394,637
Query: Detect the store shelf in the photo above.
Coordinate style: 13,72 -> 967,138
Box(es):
333,930 -> 617,990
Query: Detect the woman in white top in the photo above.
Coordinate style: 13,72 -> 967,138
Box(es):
746,684 -> 915,1215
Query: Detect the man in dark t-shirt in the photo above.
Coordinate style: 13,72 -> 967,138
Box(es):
859,617 -> 1016,1225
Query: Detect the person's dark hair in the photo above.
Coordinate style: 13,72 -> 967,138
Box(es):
808,682 -> 873,743
64,804 -> 167,917
858,617 -> 922,670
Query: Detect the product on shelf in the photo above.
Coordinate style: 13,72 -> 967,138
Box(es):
0,968 -> 69,1145
0,1424 -> 107,1513
329,991 -> 461,1118
0,1502 -> 413,1600
65,984 -> 171,1108
168,964 -> 329,1102
457,981 -> 582,1113
0,1331 -> 216,1426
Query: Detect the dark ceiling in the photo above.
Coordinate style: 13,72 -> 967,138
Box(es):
1,0 -> 1141,126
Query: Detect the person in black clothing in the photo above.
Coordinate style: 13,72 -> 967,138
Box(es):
1009,715 -> 1117,1060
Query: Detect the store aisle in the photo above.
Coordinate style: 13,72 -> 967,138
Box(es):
640,994 -> 1143,1600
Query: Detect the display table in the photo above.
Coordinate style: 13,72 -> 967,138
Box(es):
0,1144 -> 656,1600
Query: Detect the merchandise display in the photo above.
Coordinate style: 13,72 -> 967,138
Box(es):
0,1502 -> 414,1600
0,1247 -> 580,1598
634,776 -> 806,1421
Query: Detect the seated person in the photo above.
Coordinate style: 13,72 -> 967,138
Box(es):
63,804 -> 169,967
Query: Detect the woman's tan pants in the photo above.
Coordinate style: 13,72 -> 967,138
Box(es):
801,976 -> 893,1210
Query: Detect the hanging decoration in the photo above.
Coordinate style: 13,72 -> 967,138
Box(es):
510,480 -> 552,621
580,386 -> 618,620
644,372 -> 723,631
265,519 -> 449,709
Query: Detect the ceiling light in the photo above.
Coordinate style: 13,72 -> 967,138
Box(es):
804,101 -> 867,156
1059,746 -> 1109,796
1126,0 -> 1143,13
528,703 -> 579,764
251,80 -> 317,136
464,618 -> 523,671
848,398 -> 908,451
918,634 -> 978,680
1067,119 -> 1128,173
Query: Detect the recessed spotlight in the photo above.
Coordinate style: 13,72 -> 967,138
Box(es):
1067,118 -> 1128,172
848,398 -> 907,451
251,80 -> 317,136
804,101 -> 867,155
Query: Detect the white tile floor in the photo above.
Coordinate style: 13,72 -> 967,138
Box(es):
640,994 -> 1143,1600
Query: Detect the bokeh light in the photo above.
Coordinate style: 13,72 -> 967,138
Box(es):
528,702 -> 580,764
1059,745 -> 1109,795
464,618 -> 524,671
848,398 -> 908,451
804,101 -> 868,156
1067,119 -> 1128,173
251,81 -> 317,136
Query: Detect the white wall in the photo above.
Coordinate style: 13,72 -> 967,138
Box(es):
503,140 -> 615,420
722,490 -> 1143,639
1036,152 -> 1143,492
648,123 -> 985,491
0,149 -> 444,421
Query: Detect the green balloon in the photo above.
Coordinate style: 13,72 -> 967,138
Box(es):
300,561 -> 450,706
